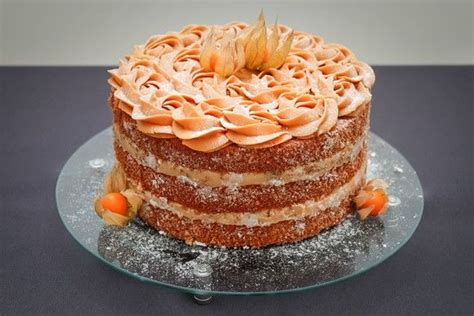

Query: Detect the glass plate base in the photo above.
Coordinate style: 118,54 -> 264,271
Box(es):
56,128 -> 423,296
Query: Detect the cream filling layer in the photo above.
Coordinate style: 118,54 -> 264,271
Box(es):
114,122 -> 366,187
137,162 -> 365,227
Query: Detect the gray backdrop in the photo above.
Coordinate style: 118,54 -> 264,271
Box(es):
1,65 -> 473,314
1,0 -> 473,65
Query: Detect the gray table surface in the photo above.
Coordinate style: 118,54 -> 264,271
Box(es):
1,66 -> 473,315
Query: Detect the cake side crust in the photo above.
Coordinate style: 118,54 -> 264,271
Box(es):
115,141 -> 367,213
114,122 -> 366,187
137,196 -> 359,248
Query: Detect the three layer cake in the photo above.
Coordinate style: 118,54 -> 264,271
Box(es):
102,16 -> 375,248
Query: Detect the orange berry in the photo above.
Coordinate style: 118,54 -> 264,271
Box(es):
361,190 -> 386,216
100,192 -> 128,216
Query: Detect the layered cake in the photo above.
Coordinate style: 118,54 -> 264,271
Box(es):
96,14 -> 380,248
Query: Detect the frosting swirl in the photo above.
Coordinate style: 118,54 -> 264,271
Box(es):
109,22 -> 375,152
276,94 -> 338,137
172,102 -> 230,152
221,103 -> 291,148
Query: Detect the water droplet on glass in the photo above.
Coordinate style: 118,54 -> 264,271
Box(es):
370,152 -> 377,158
193,263 -> 213,277
89,158 -> 106,169
393,165 -> 404,174
388,196 -> 401,206
387,215 -> 399,227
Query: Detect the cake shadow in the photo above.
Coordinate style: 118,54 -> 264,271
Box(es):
96,215 -> 385,293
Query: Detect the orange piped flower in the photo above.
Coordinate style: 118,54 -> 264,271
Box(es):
354,179 -> 389,220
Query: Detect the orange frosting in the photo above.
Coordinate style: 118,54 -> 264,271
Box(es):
108,22 -> 375,152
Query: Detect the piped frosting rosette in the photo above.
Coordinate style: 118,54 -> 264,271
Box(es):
172,102 -> 230,152
221,103 -> 291,148
108,19 -> 375,152
276,93 -> 338,138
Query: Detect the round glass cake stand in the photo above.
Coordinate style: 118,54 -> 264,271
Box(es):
56,128 -> 423,303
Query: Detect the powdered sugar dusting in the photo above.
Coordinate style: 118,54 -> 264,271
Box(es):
95,214 -> 384,291
143,153 -> 157,169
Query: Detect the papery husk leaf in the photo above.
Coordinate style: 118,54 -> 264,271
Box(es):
244,11 -> 267,69
200,28 -> 216,71
121,189 -> 143,216
102,210 -> 129,227
354,190 -> 373,207
366,178 -> 388,191
260,31 -> 294,70
248,24 -> 267,69
266,18 -> 280,58
234,38 -> 246,70
378,203 -> 389,215
357,206 -> 374,220
94,197 -> 105,217
103,164 -> 127,194
215,42 -> 234,77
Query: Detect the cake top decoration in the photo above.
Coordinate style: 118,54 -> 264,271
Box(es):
200,12 -> 294,77
108,13 -> 375,152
